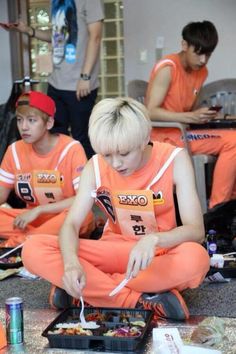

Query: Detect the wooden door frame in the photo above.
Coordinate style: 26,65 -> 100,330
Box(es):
7,0 -> 31,81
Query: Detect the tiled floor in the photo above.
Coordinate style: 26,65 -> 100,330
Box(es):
0,309 -> 235,353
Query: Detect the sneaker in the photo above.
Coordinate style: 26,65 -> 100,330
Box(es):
49,285 -> 74,310
139,289 -> 189,321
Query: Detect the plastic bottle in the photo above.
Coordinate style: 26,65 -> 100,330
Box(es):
206,229 -> 217,256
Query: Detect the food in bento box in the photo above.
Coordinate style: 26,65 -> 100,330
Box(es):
42,308 -> 153,352
0,256 -> 22,264
49,323 -> 93,336
47,320 -> 145,338
119,312 -> 144,323
84,310 -> 145,324
130,320 -> 146,327
103,325 -> 142,337
85,311 -> 106,322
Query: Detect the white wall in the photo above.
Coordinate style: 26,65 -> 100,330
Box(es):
1,0 -> 236,102
0,0 -> 12,104
123,0 -> 236,90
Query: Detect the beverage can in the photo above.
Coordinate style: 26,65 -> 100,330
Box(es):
5,297 -> 24,345
206,229 -> 217,257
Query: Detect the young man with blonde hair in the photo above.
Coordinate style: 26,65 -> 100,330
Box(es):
22,97 -> 209,321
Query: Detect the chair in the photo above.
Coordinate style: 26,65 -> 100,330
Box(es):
195,78 -> 236,116
127,79 -> 216,213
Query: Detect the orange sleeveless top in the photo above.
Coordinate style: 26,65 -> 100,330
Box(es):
146,54 -> 207,143
92,142 -> 182,237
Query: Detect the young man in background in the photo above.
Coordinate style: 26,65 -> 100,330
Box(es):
146,20 -> 236,209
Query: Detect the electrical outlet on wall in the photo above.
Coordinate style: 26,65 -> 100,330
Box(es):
139,49 -> 148,63
156,36 -> 165,49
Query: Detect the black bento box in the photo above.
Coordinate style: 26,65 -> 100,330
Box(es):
0,247 -> 23,269
207,260 -> 236,278
42,307 -> 153,352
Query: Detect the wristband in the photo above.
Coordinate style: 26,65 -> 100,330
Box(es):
29,27 -> 35,38
80,73 -> 91,81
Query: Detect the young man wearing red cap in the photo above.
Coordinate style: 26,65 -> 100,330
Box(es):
0,91 -> 94,247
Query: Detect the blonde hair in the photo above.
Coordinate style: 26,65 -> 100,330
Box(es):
89,97 -> 151,155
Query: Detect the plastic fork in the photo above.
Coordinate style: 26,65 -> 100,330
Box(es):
0,243 -> 24,259
79,296 -> 100,329
79,296 -> 87,327
109,272 -> 134,297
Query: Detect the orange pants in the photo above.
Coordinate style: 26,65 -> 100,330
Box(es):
0,322 -> 6,349
22,232 -> 210,308
0,208 -> 94,247
151,128 -> 236,208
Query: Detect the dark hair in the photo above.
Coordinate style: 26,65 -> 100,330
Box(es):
182,21 -> 218,55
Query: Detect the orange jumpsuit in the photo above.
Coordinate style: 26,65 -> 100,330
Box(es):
22,142 -> 209,308
0,134 -> 94,246
147,54 -> 236,208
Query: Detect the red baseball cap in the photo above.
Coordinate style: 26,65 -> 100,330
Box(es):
16,91 -> 56,117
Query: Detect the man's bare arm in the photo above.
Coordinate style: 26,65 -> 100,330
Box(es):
76,21 -> 103,99
146,66 -> 217,124
1,20 -> 51,42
